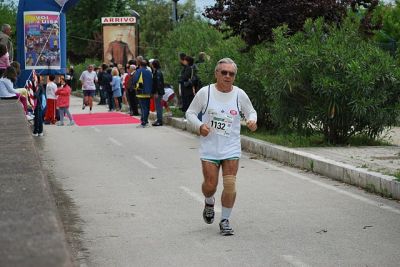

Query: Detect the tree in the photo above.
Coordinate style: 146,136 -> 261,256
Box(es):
66,0 -> 130,61
373,0 -> 400,55
204,0 -> 379,47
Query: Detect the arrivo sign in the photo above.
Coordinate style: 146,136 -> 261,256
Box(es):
101,17 -> 136,24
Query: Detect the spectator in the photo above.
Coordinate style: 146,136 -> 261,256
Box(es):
180,55 -> 197,112
44,74 -> 57,124
133,60 -> 153,127
56,76 -> 74,126
110,67 -> 122,111
0,24 -> 13,61
125,63 -> 139,116
0,44 -> 10,77
32,74 -> 45,136
161,83 -> 175,117
97,63 -> 108,105
178,52 -> 186,108
10,61 -> 20,87
103,68 -> 114,111
0,66 -> 29,118
118,63 -> 129,111
66,65 -> 74,90
151,59 -> 165,126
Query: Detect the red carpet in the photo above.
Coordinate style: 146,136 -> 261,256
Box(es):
73,112 -> 141,126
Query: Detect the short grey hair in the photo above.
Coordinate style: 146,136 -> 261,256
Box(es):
214,58 -> 237,74
1,24 -> 11,32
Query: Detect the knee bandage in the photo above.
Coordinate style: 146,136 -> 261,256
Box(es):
223,175 -> 236,195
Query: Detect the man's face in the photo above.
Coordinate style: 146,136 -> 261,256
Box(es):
88,65 -> 94,72
215,63 -> 236,86
116,33 -> 123,41
4,27 -> 11,36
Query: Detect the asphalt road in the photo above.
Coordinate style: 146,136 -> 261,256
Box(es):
37,96 -> 400,267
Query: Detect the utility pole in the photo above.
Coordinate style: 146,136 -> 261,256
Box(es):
172,0 -> 179,23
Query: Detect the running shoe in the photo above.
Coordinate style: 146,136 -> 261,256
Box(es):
32,133 -> 38,137
82,104 -> 85,110
219,219 -> 234,236
38,133 -> 44,137
203,202 -> 215,224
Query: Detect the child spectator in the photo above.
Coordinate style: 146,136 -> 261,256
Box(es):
0,66 -> 30,119
32,74 -> 45,136
0,44 -> 10,77
56,76 -> 74,126
162,83 -> 175,117
44,74 -> 57,124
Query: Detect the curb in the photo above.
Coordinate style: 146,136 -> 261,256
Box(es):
154,113 -> 400,201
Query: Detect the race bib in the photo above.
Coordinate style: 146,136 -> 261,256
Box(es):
208,111 -> 233,137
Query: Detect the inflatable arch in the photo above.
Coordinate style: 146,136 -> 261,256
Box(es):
16,0 -> 79,87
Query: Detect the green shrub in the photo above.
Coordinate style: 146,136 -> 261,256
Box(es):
159,19 -> 224,90
255,16 -> 400,144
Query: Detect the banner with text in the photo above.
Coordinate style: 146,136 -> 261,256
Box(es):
24,11 -> 61,70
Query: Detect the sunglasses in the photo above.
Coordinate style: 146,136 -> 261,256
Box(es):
219,70 -> 236,77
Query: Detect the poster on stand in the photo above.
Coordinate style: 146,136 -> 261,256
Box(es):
103,25 -> 136,67
24,11 -> 61,70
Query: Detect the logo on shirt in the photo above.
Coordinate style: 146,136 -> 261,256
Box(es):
230,110 -> 238,115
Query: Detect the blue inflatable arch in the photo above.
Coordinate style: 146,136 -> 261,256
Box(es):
16,0 -> 79,87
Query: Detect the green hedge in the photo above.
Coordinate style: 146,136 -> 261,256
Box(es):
254,17 -> 400,144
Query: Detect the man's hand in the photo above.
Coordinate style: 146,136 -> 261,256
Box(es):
200,123 -> 211,137
246,120 -> 257,132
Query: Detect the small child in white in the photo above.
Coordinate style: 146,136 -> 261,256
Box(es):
162,84 -> 176,116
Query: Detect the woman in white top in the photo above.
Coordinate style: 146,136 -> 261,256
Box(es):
186,58 -> 257,236
44,74 -> 57,124
0,66 -> 29,117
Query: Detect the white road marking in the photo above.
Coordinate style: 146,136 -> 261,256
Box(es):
166,127 -> 196,139
92,126 -> 101,133
179,186 -> 221,213
282,255 -> 311,267
108,137 -> 122,147
134,155 -> 157,169
253,159 -> 400,216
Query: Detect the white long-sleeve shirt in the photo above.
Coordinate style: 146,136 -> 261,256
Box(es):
186,84 -> 257,133
0,77 -> 17,98
46,81 -> 57,99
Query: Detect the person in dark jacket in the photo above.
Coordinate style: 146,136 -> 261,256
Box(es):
151,59 -> 165,126
97,64 -> 108,105
102,68 -> 113,111
180,55 -> 197,112
32,74 -> 45,136
133,60 -> 153,127
125,63 -> 139,116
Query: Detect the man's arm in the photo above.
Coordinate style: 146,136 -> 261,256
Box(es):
186,88 -> 207,135
239,89 -> 257,131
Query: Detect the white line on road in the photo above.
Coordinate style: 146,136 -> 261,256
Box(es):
134,155 -> 157,169
92,126 -> 101,133
179,186 -> 221,213
166,127 -> 196,139
108,137 -> 122,147
282,255 -> 311,267
253,159 -> 400,216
